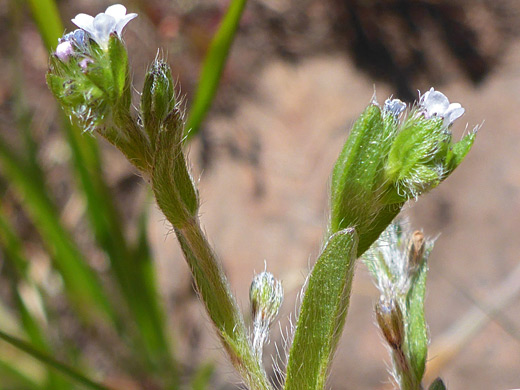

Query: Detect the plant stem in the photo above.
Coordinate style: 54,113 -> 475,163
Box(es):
174,219 -> 271,390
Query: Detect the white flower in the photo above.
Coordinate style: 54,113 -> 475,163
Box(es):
71,4 -> 137,51
419,88 -> 465,128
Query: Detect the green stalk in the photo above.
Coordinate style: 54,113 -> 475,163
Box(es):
174,219 -> 271,390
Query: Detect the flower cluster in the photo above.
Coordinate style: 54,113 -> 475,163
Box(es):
47,4 -> 137,133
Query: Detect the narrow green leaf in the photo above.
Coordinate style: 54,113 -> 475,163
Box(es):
24,0 -> 63,50
0,359 -> 42,390
0,329 -> 112,390
285,228 -> 358,390
185,0 -> 248,140
0,138 -> 115,323
0,209 -> 73,390
405,258 -> 429,383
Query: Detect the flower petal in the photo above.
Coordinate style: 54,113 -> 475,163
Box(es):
443,104 -> 465,127
105,4 -> 127,19
71,13 -> 95,35
114,13 -> 138,36
92,13 -> 117,49
422,90 -> 449,117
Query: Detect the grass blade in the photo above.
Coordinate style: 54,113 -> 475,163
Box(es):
0,328 -> 112,390
185,0 -> 248,140
0,138 -> 115,323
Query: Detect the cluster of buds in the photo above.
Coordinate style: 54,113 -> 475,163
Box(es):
330,90 -> 475,256
364,221 -> 434,390
249,271 -> 283,361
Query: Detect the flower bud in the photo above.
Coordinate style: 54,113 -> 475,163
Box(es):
141,59 -> 176,145
250,272 -> 283,326
249,271 -> 283,359
375,296 -> 404,351
406,230 -> 425,272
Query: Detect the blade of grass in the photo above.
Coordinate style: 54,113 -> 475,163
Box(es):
0,209 -> 72,390
0,359 -> 43,390
0,138 -> 115,323
185,0 -> 248,140
24,0 -> 63,50
0,328 -> 113,390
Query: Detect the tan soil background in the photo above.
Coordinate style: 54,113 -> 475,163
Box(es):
1,0 -> 520,389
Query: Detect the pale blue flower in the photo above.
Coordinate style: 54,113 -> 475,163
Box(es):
419,88 -> 465,128
71,4 -> 137,51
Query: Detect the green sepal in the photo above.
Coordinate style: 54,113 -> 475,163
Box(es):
445,132 -> 476,175
81,55 -> 113,98
428,378 -> 447,390
108,34 -> 131,111
404,254 -> 429,384
285,228 -> 358,390
385,114 -> 450,199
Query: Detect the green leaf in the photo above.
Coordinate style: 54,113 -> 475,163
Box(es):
404,256 -> 429,384
185,0 -> 248,140
285,228 -> 358,390
329,104 -> 403,256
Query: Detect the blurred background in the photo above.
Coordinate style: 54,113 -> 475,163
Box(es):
0,0 -> 520,389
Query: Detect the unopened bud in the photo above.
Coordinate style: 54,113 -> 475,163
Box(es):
375,296 -> 404,351
249,271 -> 283,360
407,230 -> 425,271
141,59 -> 176,144
250,272 -> 283,326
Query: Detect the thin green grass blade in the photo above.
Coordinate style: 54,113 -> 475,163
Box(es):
127,200 -> 178,382
185,0 -> 248,140
0,360 -> 43,390
0,209 -> 72,390
24,0 -> 63,50
285,228 -> 358,390
0,329 -> 112,390
0,138 -> 114,323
